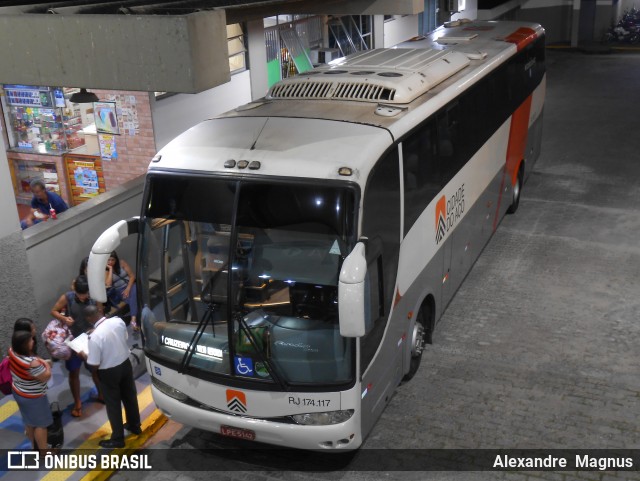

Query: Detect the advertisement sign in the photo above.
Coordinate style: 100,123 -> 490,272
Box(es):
64,153 -> 106,206
98,134 -> 118,161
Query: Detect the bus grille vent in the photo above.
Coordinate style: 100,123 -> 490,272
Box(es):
269,81 -> 396,102
333,82 -> 396,101
270,82 -> 333,99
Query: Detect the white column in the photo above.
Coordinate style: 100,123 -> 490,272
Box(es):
372,15 -> 385,49
0,132 -> 21,236
571,0 -> 582,47
247,18 -> 269,101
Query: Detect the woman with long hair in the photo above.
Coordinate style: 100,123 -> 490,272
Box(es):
14,318 -> 38,355
106,251 -> 139,330
9,329 -> 53,452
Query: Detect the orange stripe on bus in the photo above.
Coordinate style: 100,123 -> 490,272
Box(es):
493,94 -> 533,231
435,195 -> 446,230
504,27 -> 537,51
506,95 -> 532,186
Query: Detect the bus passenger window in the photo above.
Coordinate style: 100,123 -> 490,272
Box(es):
437,103 -> 461,184
402,119 -> 439,236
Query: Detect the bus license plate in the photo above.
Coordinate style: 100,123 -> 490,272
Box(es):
220,425 -> 256,441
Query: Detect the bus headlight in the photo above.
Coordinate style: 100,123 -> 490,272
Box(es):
291,410 -> 354,425
151,376 -> 188,402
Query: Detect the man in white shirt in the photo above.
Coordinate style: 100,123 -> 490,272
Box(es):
81,305 -> 141,449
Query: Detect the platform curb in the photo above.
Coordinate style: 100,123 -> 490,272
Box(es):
79,410 -> 168,481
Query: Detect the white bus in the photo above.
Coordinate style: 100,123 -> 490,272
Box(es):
88,20 -> 545,450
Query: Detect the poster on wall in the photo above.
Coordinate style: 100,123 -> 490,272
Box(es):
94,101 -> 120,135
98,134 -> 118,161
63,153 -> 106,206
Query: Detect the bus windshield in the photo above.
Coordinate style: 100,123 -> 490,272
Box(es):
139,174 -> 357,388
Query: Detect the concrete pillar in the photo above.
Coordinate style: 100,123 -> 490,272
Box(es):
0,134 -> 38,355
247,18 -> 269,101
571,0 -> 581,47
373,15 -> 385,48
0,134 -> 20,234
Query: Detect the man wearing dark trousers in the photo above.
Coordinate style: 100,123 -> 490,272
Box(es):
81,305 -> 141,448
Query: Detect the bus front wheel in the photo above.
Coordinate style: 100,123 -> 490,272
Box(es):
507,165 -> 524,214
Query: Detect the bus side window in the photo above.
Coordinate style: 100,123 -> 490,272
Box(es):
437,102 -> 462,185
360,147 -> 401,374
402,119 -> 438,236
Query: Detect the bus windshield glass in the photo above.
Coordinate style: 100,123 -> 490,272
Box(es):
139,174 -> 357,388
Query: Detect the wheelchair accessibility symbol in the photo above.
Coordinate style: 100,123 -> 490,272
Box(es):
234,356 -> 254,376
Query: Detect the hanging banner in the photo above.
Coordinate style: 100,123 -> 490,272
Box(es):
98,133 -> 118,161
64,153 -> 106,206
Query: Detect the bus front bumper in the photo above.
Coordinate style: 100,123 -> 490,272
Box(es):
151,385 -> 363,451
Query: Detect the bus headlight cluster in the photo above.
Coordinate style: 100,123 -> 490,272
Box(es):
291,410 -> 354,425
151,376 -> 188,402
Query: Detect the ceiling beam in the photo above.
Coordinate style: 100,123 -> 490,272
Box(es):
226,0 -> 424,23
0,10 -> 230,93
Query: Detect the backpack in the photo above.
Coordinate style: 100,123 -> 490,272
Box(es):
0,357 -> 12,395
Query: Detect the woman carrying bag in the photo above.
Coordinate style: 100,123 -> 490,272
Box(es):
9,330 -> 54,452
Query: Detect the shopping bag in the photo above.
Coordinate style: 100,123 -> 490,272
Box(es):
0,357 -> 11,395
47,402 -> 64,449
42,319 -> 73,360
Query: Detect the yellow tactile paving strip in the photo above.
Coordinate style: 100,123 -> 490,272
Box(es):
34,385 -> 167,481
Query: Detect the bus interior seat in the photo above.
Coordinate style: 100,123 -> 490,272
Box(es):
289,283 -> 337,321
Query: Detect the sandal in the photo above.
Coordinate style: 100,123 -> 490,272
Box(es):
71,407 -> 82,418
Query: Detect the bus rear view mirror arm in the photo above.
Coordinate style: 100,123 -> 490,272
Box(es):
88,217 -> 140,303
338,241 -> 367,338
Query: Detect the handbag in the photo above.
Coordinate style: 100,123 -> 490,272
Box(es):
47,402 -> 64,449
42,319 -> 73,360
0,357 -> 11,395
129,344 -> 147,379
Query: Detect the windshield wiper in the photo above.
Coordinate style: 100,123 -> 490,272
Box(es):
178,274 -> 222,373
178,306 -> 216,374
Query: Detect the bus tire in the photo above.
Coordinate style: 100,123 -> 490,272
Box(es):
507,165 -> 524,214
403,305 -> 429,382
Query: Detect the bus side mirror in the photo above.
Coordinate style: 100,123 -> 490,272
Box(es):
338,242 -> 367,338
88,217 -> 140,302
